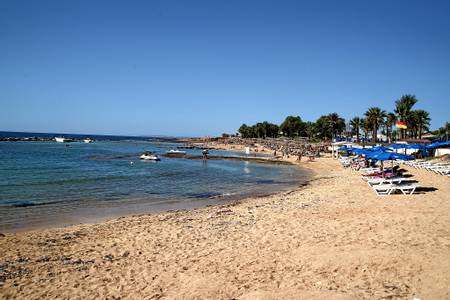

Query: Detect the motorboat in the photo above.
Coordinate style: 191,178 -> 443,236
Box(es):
166,149 -> 186,155
84,138 -> 93,143
55,137 -> 74,143
55,137 -> 66,143
140,151 -> 160,161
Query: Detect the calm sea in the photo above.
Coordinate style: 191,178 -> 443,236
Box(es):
0,132 -> 309,231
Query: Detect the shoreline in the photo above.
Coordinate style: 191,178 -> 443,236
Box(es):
0,146 -> 310,233
1,154 -> 450,298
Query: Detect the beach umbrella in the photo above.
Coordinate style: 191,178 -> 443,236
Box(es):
367,151 -> 415,161
388,143 -> 408,149
404,144 -> 426,149
350,148 -> 371,155
370,146 -> 392,152
337,146 -> 350,151
426,141 -> 450,149
366,150 -> 415,176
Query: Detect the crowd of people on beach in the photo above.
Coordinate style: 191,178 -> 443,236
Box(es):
212,137 -> 330,161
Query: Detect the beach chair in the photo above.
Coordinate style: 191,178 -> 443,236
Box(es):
372,183 -> 416,196
430,165 -> 450,174
395,183 -> 417,195
424,163 -> 448,172
372,184 -> 395,196
435,168 -> 450,176
367,177 -> 403,187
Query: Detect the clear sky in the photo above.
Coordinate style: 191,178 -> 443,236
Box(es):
1,0 -> 449,136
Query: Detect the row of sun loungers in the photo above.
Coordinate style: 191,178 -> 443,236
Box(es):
405,160 -> 450,176
338,156 -> 417,196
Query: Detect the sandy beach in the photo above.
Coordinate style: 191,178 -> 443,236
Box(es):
1,156 -> 450,299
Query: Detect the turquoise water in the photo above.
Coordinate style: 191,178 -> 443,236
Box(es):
0,141 -> 309,231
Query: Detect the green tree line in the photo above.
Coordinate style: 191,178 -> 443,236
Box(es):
238,113 -> 346,140
237,94 -> 449,143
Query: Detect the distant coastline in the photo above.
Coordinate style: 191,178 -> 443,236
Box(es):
0,131 -> 181,143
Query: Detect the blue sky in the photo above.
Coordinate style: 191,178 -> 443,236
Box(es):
1,0 -> 449,136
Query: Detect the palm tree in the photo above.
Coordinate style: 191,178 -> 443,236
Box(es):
364,107 -> 387,144
361,118 -> 371,147
385,113 -> 397,143
394,94 -> 418,139
447,122 -> 450,141
304,122 -> 316,141
327,113 -> 345,141
437,122 -> 449,141
410,110 -> 430,139
350,117 -> 361,143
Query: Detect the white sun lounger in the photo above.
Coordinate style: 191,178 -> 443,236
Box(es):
435,168 -> 450,175
372,183 -> 417,196
367,177 -> 403,186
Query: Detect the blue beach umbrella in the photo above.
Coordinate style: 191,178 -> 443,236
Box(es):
367,150 -> 415,161
405,144 -> 426,149
426,141 -> 450,149
370,146 -> 392,152
365,151 -> 414,177
351,148 -> 372,155
388,143 -> 408,150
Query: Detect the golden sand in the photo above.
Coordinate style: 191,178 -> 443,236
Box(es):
1,157 -> 450,299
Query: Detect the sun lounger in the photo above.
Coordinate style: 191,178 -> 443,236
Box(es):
372,183 -> 417,196
372,184 -> 395,196
435,168 -> 450,175
425,164 -> 449,171
367,177 -> 403,186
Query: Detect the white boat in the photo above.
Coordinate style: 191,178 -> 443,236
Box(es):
55,137 -> 67,143
84,138 -> 93,143
166,149 -> 186,155
140,151 -> 160,161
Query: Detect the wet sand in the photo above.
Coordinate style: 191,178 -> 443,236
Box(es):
1,157 -> 450,299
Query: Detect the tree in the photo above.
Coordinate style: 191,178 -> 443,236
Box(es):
394,94 -> 417,139
410,110 -> 430,139
238,122 -> 279,138
265,122 -> 280,138
350,117 -> 362,143
364,107 -> 387,144
385,113 -> 397,143
238,124 -> 250,138
361,118 -> 371,147
280,116 -> 306,138
327,113 -> 346,140
315,113 -> 345,141
254,122 -> 266,138
304,121 -> 317,141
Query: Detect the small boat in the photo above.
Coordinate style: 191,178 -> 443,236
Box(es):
84,138 -> 93,143
166,149 -> 186,155
140,151 -> 160,161
55,137 -> 71,143
55,137 -> 66,143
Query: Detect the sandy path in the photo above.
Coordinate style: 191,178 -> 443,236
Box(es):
1,158 -> 449,299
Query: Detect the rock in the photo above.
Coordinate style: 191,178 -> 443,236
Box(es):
104,254 -> 114,261
122,251 -> 130,258
36,256 -> 51,263
0,233 -> 5,237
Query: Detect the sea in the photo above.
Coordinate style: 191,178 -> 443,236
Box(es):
0,132 -> 310,231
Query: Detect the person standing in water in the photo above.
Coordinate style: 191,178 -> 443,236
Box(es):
202,149 -> 209,159
297,150 -> 302,162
